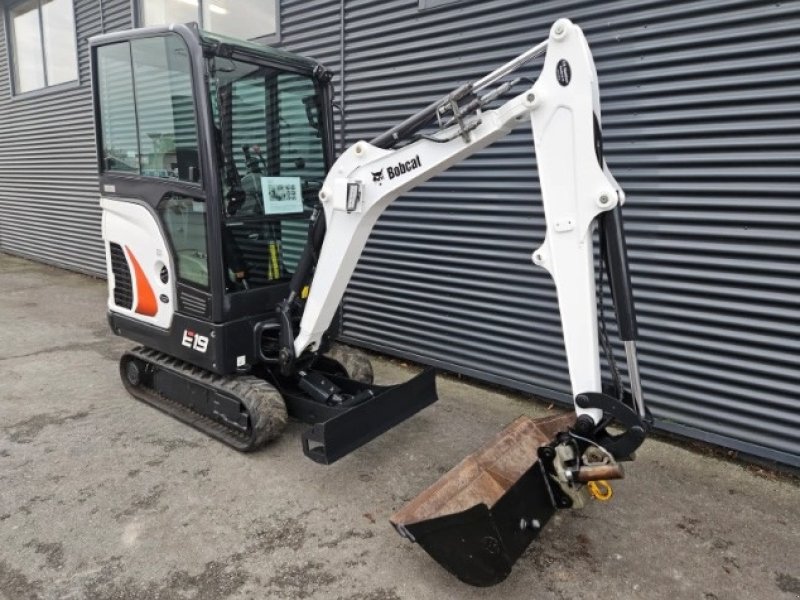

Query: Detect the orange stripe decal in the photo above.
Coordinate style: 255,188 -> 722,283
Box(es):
125,247 -> 158,317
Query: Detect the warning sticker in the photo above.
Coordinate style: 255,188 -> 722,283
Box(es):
261,176 -> 304,215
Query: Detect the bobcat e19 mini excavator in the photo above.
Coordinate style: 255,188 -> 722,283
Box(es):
90,19 -> 651,586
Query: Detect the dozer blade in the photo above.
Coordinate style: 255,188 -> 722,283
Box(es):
300,368 -> 438,465
390,412 -> 575,587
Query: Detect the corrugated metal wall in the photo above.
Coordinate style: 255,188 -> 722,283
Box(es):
0,0 -> 132,275
317,0 -> 800,467
0,0 -> 797,467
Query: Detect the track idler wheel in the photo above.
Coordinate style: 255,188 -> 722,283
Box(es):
325,343 -> 374,384
123,357 -> 145,387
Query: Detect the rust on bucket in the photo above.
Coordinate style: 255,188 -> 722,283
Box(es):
391,412 -> 575,528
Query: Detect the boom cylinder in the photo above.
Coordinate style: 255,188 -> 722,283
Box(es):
288,208 -> 327,298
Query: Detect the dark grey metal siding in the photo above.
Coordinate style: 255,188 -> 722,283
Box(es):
0,0 -> 797,467
325,0 -> 800,467
0,0 -> 132,275
275,0 -> 344,151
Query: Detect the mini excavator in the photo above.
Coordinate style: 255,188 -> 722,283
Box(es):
90,19 -> 651,586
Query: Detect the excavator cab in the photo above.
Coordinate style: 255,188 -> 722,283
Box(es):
92,25 -> 332,357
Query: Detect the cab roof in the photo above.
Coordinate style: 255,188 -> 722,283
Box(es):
89,23 -> 326,78
197,28 -> 322,75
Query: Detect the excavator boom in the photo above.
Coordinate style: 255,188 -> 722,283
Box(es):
282,18 -> 651,585
287,18 -> 644,426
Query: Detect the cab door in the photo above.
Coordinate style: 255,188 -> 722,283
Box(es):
93,31 -> 222,329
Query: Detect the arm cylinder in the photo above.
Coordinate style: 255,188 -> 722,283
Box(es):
371,38 -> 548,150
370,97 -> 442,149
370,83 -> 473,149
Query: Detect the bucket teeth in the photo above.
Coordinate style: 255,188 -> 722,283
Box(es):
390,412 -> 575,587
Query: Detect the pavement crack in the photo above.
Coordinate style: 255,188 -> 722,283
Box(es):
0,340 -> 110,362
319,528 -> 375,549
4,411 -> 90,443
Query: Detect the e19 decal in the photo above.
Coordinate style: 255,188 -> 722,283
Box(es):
182,330 -> 209,353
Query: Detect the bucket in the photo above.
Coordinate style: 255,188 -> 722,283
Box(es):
390,412 -> 575,587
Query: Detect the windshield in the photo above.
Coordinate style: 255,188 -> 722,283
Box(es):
210,57 -> 325,218
209,56 -> 325,289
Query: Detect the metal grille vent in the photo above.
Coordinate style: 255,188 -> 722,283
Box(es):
109,243 -> 133,309
178,287 -> 210,318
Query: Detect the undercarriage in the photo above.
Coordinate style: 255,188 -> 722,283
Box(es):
120,344 -> 437,464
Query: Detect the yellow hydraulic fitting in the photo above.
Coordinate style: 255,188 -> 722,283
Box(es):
588,480 -> 613,501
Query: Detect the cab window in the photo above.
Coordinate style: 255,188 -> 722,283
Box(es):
95,34 -> 201,183
159,194 -> 209,288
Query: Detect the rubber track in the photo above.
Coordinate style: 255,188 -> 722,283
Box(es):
120,346 -> 288,452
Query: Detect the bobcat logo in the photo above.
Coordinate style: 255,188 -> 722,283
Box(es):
372,169 -> 384,183
386,155 -> 422,179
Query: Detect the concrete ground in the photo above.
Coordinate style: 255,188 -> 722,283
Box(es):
0,252 -> 798,600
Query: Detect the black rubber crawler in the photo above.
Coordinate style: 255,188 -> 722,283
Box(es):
120,346 -> 287,452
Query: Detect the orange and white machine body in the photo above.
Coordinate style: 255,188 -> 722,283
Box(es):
101,196 -> 175,330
